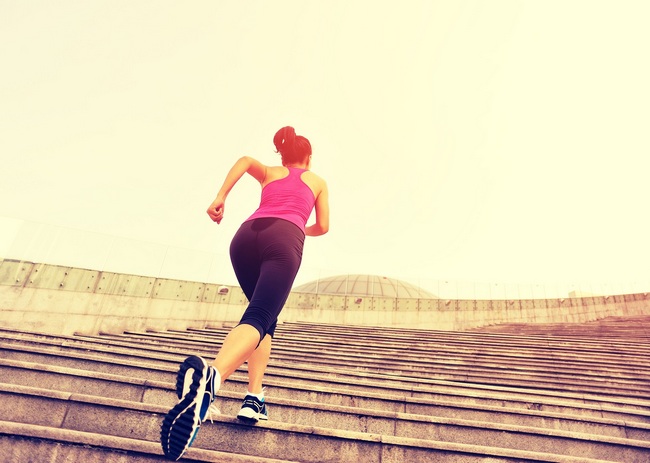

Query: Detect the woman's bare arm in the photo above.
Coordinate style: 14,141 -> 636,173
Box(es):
206,156 -> 267,224
305,180 -> 329,236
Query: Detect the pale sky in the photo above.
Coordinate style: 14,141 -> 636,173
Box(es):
1,1 -> 649,296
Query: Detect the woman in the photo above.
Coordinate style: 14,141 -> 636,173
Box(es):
160,126 -> 329,461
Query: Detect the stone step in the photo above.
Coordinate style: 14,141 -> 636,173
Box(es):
133,326 -> 650,368
31,322 -> 636,396
277,320 -> 650,350
468,316 -> 650,338
141,327 -> 650,378
0,420 -> 300,463
2,316 -> 650,462
70,332 -> 650,400
129,324 -> 650,370
3,384 -> 648,462
3,344 -> 650,431
209,319 -> 650,346
5,325 -> 649,386
3,338 -> 650,423
3,353 -> 650,445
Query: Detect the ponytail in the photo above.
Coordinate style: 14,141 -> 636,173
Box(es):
274,126 -> 311,164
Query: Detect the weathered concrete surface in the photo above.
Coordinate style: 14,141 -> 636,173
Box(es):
5,386 -> 649,463
2,339 -> 648,434
0,420 -> 300,463
2,315 -> 650,461
2,258 -> 650,461
2,259 -> 649,336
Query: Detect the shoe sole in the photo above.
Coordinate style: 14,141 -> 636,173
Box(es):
160,356 -> 208,460
236,408 -> 268,423
236,407 -> 260,423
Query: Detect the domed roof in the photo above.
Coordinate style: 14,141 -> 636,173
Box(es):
293,274 -> 438,299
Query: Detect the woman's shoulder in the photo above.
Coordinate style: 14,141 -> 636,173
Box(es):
261,165 -> 288,183
300,170 -> 327,199
301,169 -> 326,185
265,165 -> 287,175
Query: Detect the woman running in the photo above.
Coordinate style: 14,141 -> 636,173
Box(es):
160,126 -> 329,460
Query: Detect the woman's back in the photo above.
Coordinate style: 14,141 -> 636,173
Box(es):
247,167 -> 315,231
262,166 -> 325,199
206,126 -> 329,237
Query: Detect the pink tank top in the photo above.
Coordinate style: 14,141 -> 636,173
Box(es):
246,167 -> 316,232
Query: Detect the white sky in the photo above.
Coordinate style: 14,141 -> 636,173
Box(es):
1,1 -> 649,294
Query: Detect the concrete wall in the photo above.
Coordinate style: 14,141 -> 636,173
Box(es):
0,259 -> 247,336
1,259 -> 648,336
280,291 -> 650,330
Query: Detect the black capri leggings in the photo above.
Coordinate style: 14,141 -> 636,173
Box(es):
229,217 -> 305,340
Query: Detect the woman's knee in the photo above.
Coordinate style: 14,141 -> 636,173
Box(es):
237,320 -> 265,343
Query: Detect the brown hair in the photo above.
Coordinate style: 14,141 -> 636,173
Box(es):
273,126 -> 312,165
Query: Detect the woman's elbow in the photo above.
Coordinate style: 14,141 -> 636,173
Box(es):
306,223 -> 329,237
316,218 -> 329,235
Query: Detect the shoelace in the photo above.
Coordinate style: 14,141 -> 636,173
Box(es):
202,366 -> 221,423
204,402 -> 221,424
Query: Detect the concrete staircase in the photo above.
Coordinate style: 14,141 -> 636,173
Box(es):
1,316 -> 649,462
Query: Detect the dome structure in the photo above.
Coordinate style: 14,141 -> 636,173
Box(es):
293,274 -> 438,299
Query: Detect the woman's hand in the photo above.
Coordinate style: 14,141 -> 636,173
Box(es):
207,198 -> 225,224
206,157 -> 267,225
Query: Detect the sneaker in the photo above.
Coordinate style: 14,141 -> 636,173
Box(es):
176,358 -> 220,420
258,401 -> 269,421
160,356 -> 220,460
237,394 -> 268,423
